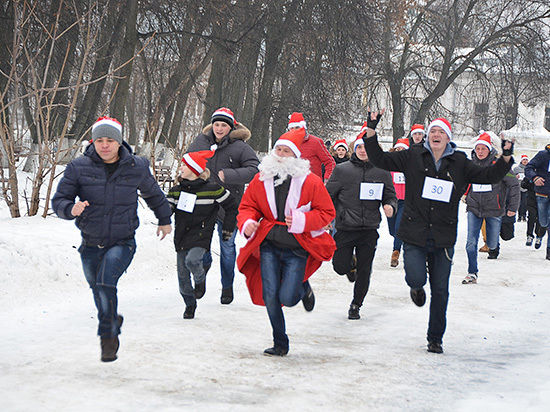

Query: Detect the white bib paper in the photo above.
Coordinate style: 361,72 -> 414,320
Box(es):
472,184 -> 492,192
360,182 -> 384,200
548,161 -> 550,172
421,177 -> 453,203
176,191 -> 197,213
393,172 -> 406,184
517,172 -> 524,181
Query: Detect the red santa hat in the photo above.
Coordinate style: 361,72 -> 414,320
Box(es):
211,107 -> 237,128
182,150 -> 215,176
333,139 -> 348,151
287,112 -> 307,130
394,138 -> 410,150
274,127 -> 306,157
410,124 -> 425,135
426,118 -> 452,139
474,132 -> 493,150
520,154 -> 529,161
92,116 -> 123,143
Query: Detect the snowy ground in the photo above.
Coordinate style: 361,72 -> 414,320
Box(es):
1,196 -> 550,411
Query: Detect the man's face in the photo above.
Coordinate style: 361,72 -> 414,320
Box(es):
355,144 -> 368,161
275,145 -> 296,158
411,132 -> 424,143
212,121 -> 231,141
521,158 -> 528,165
93,137 -> 120,163
428,127 -> 450,152
475,144 -> 490,160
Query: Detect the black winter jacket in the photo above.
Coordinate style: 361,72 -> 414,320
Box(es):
52,142 -> 172,247
326,153 -> 397,231
167,178 -> 237,251
364,134 -> 513,248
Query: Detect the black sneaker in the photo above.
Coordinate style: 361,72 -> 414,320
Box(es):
263,346 -> 289,356
183,304 -> 196,319
427,341 -> 443,354
410,288 -> 426,307
194,281 -> 206,299
526,235 -> 534,246
348,303 -> 360,320
535,237 -> 543,249
302,281 -> 315,312
487,247 -> 499,259
220,286 -> 233,304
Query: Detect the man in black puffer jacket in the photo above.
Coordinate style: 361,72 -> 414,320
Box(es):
52,117 -> 172,362
327,132 -> 396,320
363,113 -> 514,354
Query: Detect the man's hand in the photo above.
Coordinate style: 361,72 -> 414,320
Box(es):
244,221 -> 259,237
222,230 -> 233,241
218,170 -> 225,182
157,224 -> 172,240
71,200 -> 89,217
285,215 -> 293,227
365,108 -> 385,138
383,204 -> 393,218
501,138 -> 515,159
534,176 -> 545,186
507,211 -> 516,217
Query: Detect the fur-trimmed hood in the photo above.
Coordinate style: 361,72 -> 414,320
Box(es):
202,122 -> 251,142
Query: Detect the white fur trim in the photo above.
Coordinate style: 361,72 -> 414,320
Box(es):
410,126 -> 425,135
288,120 -> 307,129
92,118 -> 122,133
212,110 -> 234,123
394,142 -> 409,150
289,209 -> 306,234
273,140 -> 301,158
183,153 -> 204,175
427,119 -> 452,139
354,138 -> 364,150
263,178 -> 278,220
333,142 -> 348,151
474,140 -> 492,149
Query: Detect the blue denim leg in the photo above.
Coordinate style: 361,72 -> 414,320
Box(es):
216,220 -> 237,289
465,212 -> 483,274
260,242 -> 307,350
403,241 -> 454,344
387,200 -> 405,251
536,196 -> 550,248
484,216 -> 502,250
79,239 -> 136,337
177,250 -> 196,307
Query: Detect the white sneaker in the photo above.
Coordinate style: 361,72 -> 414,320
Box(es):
462,273 -> 478,284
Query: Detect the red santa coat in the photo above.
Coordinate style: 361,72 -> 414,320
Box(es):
237,172 -> 336,306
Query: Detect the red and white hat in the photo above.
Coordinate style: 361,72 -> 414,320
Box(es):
288,112 -> 307,130
211,107 -> 236,128
394,138 -> 410,150
410,124 -> 425,135
474,132 -> 493,150
274,127 -> 306,157
520,154 -> 529,161
92,116 -> 123,143
333,139 -> 348,151
426,118 -> 452,139
353,121 -> 369,149
182,150 -> 215,176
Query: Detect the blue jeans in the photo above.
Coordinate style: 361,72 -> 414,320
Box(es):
177,247 -> 207,307
260,242 -> 308,350
403,241 -> 454,344
536,195 -> 550,248
387,199 -> 405,251
465,213 -> 502,274
202,220 -> 237,289
79,238 -> 136,337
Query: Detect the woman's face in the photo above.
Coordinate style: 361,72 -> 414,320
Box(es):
212,121 -> 231,141
335,147 -> 347,158
475,144 -> 490,160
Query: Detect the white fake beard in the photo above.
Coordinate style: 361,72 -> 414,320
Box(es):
258,151 -> 310,186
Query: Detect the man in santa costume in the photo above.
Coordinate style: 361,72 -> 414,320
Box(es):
237,127 -> 336,356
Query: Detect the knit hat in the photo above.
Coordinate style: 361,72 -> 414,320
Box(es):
474,132 -> 492,150
520,154 -> 528,161
211,107 -> 236,129
182,150 -> 215,176
92,116 -> 122,144
288,112 -> 307,130
333,139 -> 348,151
274,127 -> 306,157
394,138 -> 410,150
426,118 -> 452,139
410,124 -> 425,135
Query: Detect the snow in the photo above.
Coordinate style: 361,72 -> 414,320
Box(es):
1,192 -> 550,411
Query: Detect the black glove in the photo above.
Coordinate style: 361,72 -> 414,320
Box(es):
501,139 -> 514,156
366,111 -> 383,130
222,230 -> 233,242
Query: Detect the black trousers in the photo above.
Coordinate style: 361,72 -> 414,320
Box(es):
332,229 -> 379,307
526,202 -> 545,238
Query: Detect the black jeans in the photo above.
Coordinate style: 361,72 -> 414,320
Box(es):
332,229 -> 379,307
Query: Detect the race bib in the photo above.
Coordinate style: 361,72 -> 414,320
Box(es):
517,172 -> 524,181
421,177 -> 453,203
472,184 -> 492,192
393,172 -> 405,184
360,182 -> 384,200
548,161 -> 550,172
177,191 -> 197,213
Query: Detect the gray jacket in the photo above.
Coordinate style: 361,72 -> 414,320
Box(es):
466,150 -> 520,218
326,154 -> 397,231
512,163 -> 527,192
